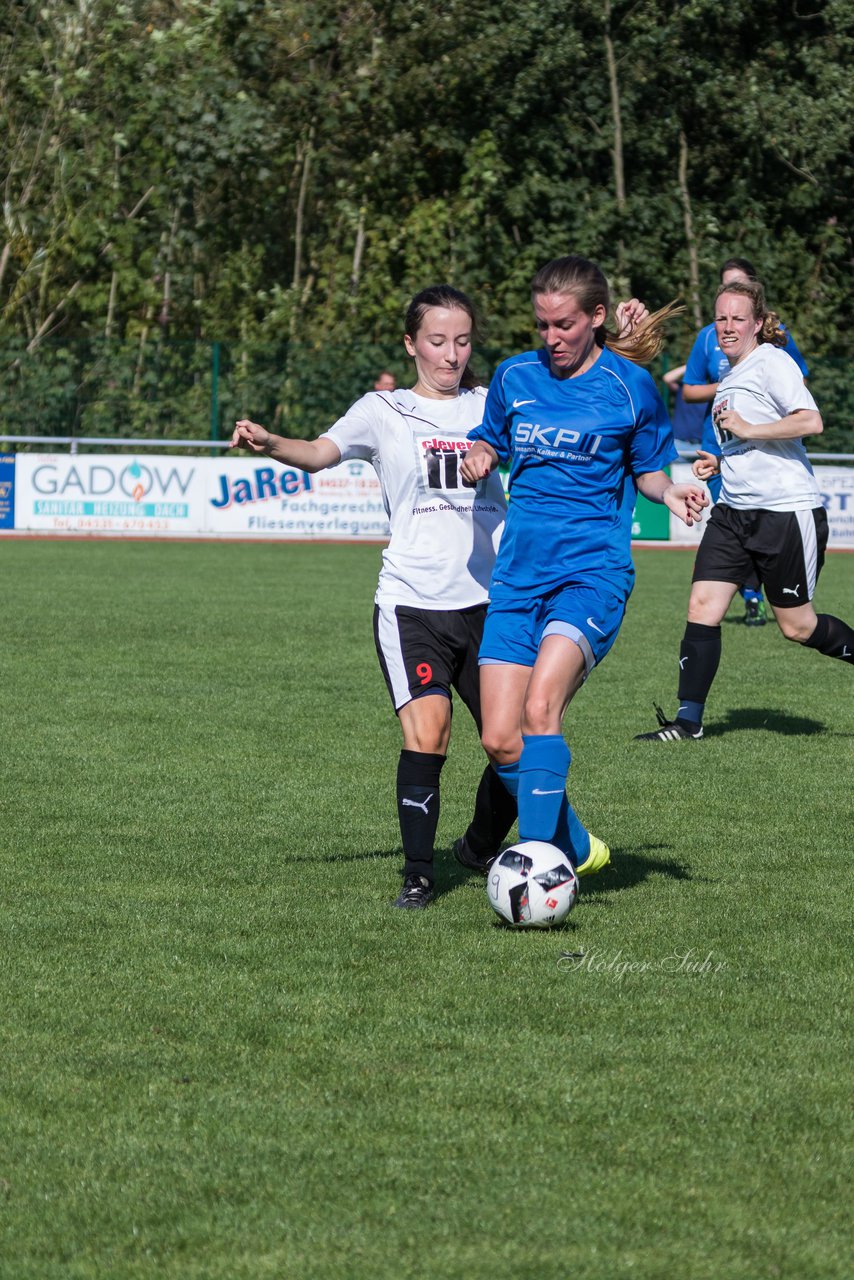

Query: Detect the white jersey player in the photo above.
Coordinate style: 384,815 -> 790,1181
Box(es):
230,286 -> 516,910
712,343 -> 820,513
636,277 -> 853,743
324,385 -> 504,612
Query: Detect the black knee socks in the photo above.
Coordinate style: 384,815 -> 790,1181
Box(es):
396,750 -> 445,883
802,614 -> 854,664
677,622 -> 723,703
464,763 -> 518,857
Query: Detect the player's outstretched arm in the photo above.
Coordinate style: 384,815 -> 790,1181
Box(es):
460,441 -> 499,484
230,419 -> 341,473
636,470 -> 709,528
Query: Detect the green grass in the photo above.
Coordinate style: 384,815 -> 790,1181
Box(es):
1,540 -> 852,1279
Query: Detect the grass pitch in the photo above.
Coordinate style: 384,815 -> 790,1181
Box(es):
1,539 -> 852,1279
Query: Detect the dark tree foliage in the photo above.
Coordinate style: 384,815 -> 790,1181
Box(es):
0,0 -> 850,443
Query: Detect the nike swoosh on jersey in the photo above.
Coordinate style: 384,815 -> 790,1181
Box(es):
532,788 -> 564,795
512,398 -> 536,408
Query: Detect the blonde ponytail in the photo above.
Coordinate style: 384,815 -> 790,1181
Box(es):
531,256 -> 682,366
604,301 -> 685,365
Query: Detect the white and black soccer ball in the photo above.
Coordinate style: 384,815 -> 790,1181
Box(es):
487,841 -> 579,929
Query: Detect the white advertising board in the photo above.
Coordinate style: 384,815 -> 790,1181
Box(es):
13,454 -> 206,536
6,452 -> 853,547
204,456 -> 389,539
11,453 -> 391,540
815,466 -> 854,548
668,462 -> 854,549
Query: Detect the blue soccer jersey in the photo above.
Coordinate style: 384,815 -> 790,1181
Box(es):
684,321 -> 808,454
469,346 -> 677,600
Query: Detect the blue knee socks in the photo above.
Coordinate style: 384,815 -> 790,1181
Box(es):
496,735 -> 590,868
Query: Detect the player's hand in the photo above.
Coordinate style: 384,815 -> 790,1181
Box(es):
615,298 -> 650,336
663,482 -> 709,528
692,449 -> 720,481
715,408 -> 752,439
460,441 -> 497,484
231,419 -> 271,454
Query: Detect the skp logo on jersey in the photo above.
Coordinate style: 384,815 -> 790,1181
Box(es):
515,422 -> 603,458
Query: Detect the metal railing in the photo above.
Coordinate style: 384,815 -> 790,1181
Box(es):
0,435 -> 232,452
2,435 -> 852,464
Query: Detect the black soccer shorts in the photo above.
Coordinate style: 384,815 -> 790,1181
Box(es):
693,503 -> 828,608
373,602 -> 486,723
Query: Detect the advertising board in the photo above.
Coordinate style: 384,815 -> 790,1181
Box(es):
5,453 -> 852,548
11,454 -> 391,540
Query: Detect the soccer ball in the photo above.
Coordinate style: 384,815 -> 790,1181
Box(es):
487,841 -> 579,929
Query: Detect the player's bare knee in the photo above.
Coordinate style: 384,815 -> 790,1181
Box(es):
781,619 -> 813,644
520,695 -> 556,736
686,580 -> 734,626
481,733 -> 520,767
687,596 -> 721,625
412,731 -> 447,753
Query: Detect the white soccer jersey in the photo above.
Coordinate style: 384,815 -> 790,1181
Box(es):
712,344 -> 820,511
322,387 -> 506,609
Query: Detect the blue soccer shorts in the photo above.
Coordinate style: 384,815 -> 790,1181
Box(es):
479,581 -> 627,677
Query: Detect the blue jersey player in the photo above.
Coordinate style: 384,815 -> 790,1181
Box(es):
683,257 -> 809,625
461,255 -> 708,875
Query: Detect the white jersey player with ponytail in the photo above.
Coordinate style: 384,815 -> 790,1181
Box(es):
636,277 -> 853,743
231,286 -> 516,911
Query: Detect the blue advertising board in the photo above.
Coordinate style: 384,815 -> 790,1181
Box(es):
0,454 -> 14,529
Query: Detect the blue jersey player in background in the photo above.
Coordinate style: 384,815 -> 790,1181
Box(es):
684,257 -> 809,626
461,255 -> 708,875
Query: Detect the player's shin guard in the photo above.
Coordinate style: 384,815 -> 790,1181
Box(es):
802,614 -> 854,664
396,750 -> 445,883
464,763 -> 518,858
677,622 -> 722,707
517,734 -> 570,843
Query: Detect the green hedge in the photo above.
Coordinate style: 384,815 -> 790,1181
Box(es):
2,340 -> 851,454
